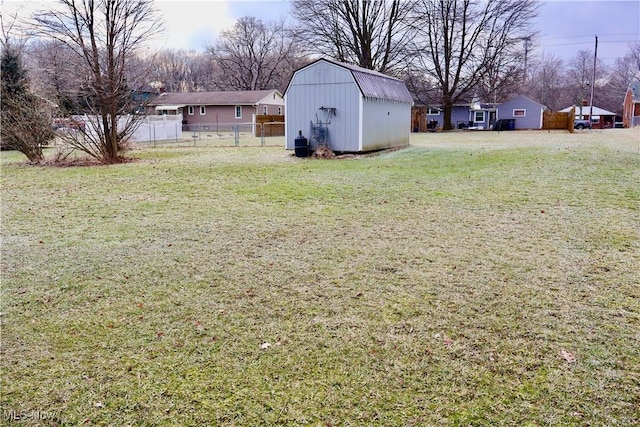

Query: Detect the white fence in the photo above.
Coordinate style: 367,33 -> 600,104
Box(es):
130,115 -> 183,142
70,114 -> 183,143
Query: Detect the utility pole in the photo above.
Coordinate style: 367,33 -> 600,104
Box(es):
523,36 -> 531,84
589,35 -> 598,124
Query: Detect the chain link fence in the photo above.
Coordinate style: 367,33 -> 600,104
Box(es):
137,122 -> 286,148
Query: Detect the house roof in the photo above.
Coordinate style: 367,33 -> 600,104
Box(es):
500,95 -> 547,109
150,90 -> 282,107
560,105 -> 617,116
287,58 -> 413,104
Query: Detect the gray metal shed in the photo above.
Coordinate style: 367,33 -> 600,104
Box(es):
284,58 -> 413,153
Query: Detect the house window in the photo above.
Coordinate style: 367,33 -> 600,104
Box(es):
513,109 -> 526,117
474,111 -> 485,123
235,106 -> 242,119
263,106 -> 268,115
188,106 -> 194,115
278,107 -> 282,115
200,106 -> 206,115
427,108 -> 440,115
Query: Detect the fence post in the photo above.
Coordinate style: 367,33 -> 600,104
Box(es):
260,123 -> 265,146
234,125 -> 240,146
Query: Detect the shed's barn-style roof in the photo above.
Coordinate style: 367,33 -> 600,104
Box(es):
150,90 -> 281,107
287,58 -> 413,104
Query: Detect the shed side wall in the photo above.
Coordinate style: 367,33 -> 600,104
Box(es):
361,99 -> 411,150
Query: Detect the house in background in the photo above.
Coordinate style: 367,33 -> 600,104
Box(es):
560,104 -> 617,129
412,95 -> 544,131
470,102 -> 498,129
496,95 -> 547,130
623,81 -> 640,127
149,90 -> 284,131
414,104 -> 492,130
423,105 -> 472,129
285,58 -> 412,153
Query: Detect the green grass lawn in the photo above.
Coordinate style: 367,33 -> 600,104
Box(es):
1,130 -> 639,426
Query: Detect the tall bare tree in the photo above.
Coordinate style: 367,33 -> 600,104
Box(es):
475,50 -> 526,104
291,0 -> 416,73
26,39 -> 86,114
0,44 -> 55,162
148,49 -> 216,92
411,0 -> 538,130
525,53 -> 567,112
0,10 -> 55,162
603,42 -> 640,115
566,49 -> 608,118
31,0 -> 162,163
207,16 -> 302,91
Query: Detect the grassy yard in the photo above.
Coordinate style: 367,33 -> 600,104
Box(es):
1,129 -> 639,426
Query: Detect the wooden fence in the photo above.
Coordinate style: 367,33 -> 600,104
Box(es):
255,115 -> 285,137
543,107 -> 574,132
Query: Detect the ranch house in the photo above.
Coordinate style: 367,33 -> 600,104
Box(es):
149,90 -> 284,131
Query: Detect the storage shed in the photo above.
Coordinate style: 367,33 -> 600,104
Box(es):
285,58 -> 413,153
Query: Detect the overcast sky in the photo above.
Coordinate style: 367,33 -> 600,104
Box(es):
3,0 -> 639,65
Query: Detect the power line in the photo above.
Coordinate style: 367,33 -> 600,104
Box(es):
539,33 -> 640,41
544,40 -> 639,48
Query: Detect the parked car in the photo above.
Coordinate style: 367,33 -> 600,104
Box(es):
574,119 -> 591,129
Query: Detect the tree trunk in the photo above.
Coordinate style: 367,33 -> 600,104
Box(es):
442,92 -> 454,131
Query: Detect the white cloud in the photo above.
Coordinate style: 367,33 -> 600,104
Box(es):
151,0 -> 237,51
1,0 -> 238,52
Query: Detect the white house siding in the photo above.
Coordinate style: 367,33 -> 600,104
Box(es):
361,99 -> 411,151
285,61 -> 362,151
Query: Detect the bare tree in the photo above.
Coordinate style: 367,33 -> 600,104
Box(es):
31,0 -> 162,163
26,39 -> 86,114
566,49 -> 608,117
0,44 -> 55,162
475,49 -> 526,104
291,0 -> 416,73
0,9 -> 56,162
148,49 -> 215,92
525,53 -> 567,111
399,66 -> 440,106
603,42 -> 640,115
207,16 -> 302,91
411,0 -> 538,130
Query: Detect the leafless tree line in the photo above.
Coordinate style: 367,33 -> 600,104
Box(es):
13,0 -> 640,116
2,0 -> 639,162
